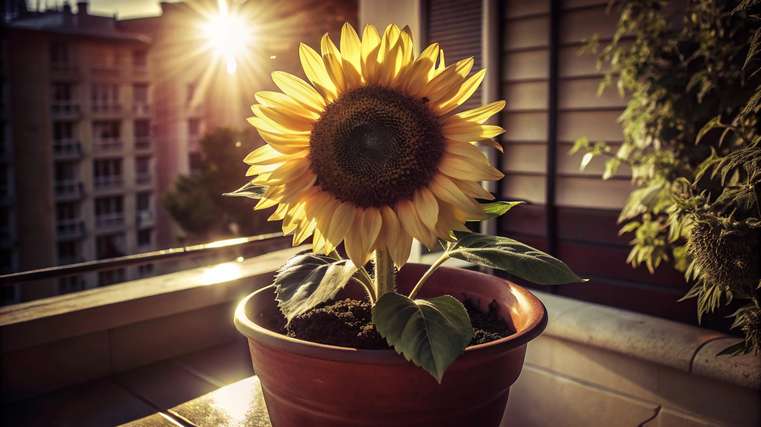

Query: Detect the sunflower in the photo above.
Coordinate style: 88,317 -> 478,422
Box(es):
244,23 -> 505,268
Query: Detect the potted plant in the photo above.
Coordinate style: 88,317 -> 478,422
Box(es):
231,23 -> 584,427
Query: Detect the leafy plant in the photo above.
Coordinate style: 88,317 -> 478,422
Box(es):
572,0 -> 761,354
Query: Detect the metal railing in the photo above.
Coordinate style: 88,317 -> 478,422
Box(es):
0,232 -> 283,286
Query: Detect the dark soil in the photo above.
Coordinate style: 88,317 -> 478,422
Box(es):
285,297 -> 514,349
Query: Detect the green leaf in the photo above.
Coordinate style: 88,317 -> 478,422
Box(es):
480,201 -> 524,218
223,181 -> 267,199
450,231 -> 586,285
580,152 -> 594,170
372,293 -> 473,383
695,116 -> 721,145
274,253 -> 358,324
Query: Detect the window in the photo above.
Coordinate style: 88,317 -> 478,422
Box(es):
137,228 -> 152,248
186,82 -> 196,105
136,156 -> 151,184
50,42 -> 70,68
137,263 -> 155,277
96,233 -> 125,259
91,83 -> 119,111
93,159 -> 122,188
53,122 -> 75,142
54,162 -> 78,182
98,268 -> 125,287
94,196 -> 124,228
133,84 -> 149,104
59,275 -> 85,294
137,191 -> 152,211
132,50 -> 147,69
188,118 -> 201,137
57,241 -> 80,262
92,121 -> 121,151
134,119 -> 150,138
56,202 -> 78,221
52,83 -> 76,112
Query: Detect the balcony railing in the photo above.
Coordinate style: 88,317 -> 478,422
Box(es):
93,139 -> 123,153
54,181 -> 84,201
92,104 -> 122,115
95,213 -> 125,230
134,137 -> 152,152
136,210 -> 154,227
94,176 -> 123,191
132,103 -> 151,116
50,103 -> 81,117
56,220 -> 86,240
136,172 -> 152,186
53,141 -> 83,160
50,64 -> 80,79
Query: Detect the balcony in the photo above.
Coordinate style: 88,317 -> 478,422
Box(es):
0,236 -> 757,427
52,141 -> 83,160
90,65 -> 121,79
50,102 -> 81,118
134,137 -> 152,152
95,213 -> 125,231
91,104 -> 122,116
50,64 -> 80,80
54,181 -> 84,201
136,210 -> 154,228
132,103 -> 151,117
94,176 -> 123,192
56,220 -> 85,241
135,172 -> 153,186
93,139 -> 123,153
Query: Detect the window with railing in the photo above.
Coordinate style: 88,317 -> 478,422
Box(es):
93,158 -> 123,189
135,155 -> 152,185
52,121 -> 80,157
91,83 -> 120,112
137,228 -> 153,249
136,191 -> 153,227
49,42 -> 71,69
134,119 -> 151,150
132,83 -> 150,115
94,196 -> 124,228
132,50 -> 148,71
51,83 -> 78,114
95,232 -> 126,260
92,120 -> 122,151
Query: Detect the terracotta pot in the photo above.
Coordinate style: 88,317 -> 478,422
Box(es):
234,264 -> 547,427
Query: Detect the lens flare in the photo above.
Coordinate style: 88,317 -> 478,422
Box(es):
202,1 -> 253,74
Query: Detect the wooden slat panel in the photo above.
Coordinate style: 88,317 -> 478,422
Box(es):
558,110 -> 624,141
505,0 -> 550,19
561,5 -> 619,44
501,174 -> 546,203
555,206 -> 624,244
558,77 -> 627,109
502,111 -> 548,141
503,50 -> 549,81
503,16 -> 549,50
558,45 -> 608,77
564,0 -> 611,9
503,143 -> 547,174
556,177 -> 631,209
499,203 -> 547,237
504,81 -> 549,110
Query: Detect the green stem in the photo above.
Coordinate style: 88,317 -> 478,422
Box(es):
329,248 -> 376,303
353,278 -> 376,304
408,251 -> 450,299
374,249 -> 396,298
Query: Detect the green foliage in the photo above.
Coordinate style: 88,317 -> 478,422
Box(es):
480,201 -> 525,218
372,293 -> 473,382
274,253 -> 360,324
447,232 -> 586,285
163,128 -> 278,238
575,0 -> 761,354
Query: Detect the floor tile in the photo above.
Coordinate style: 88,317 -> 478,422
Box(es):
169,376 -> 271,427
115,360 -> 217,410
175,339 -> 253,387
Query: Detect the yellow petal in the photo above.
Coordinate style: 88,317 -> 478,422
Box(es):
322,53 -> 346,94
325,201 -> 355,247
455,178 -> 496,200
299,43 -> 337,102
401,43 -> 439,96
340,23 -> 362,74
442,116 -> 505,142
422,57 -> 474,103
254,91 -> 321,121
320,33 -> 341,58
252,104 -> 314,132
243,144 -> 294,165
271,71 -> 326,113
361,25 -> 381,83
397,199 -> 436,248
250,126 -> 310,154
279,172 -> 317,204
437,69 -> 487,114
268,158 -> 310,184
444,138 -> 491,161
439,152 -> 504,181
413,187 -> 439,230
453,100 -> 506,124
391,231 -> 412,268
429,174 -> 482,216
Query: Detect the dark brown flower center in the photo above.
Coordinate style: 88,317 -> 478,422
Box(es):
309,86 -> 444,207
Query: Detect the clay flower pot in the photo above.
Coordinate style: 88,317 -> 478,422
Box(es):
234,264 -> 547,427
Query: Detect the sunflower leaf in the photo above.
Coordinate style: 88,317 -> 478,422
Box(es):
372,292 -> 473,383
481,201 -> 524,218
274,253 -> 358,324
449,231 -> 586,285
223,181 -> 267,199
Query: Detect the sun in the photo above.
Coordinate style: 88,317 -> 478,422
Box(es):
201,1 -> 253,74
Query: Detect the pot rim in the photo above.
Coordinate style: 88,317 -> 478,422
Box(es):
234,264 -> 547,365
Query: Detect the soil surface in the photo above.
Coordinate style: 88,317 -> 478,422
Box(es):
286,297 -> 514,349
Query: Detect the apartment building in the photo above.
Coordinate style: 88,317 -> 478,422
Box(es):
2,2 -> 163,303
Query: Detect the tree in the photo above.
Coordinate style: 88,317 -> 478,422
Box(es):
163,127 -> 279,240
